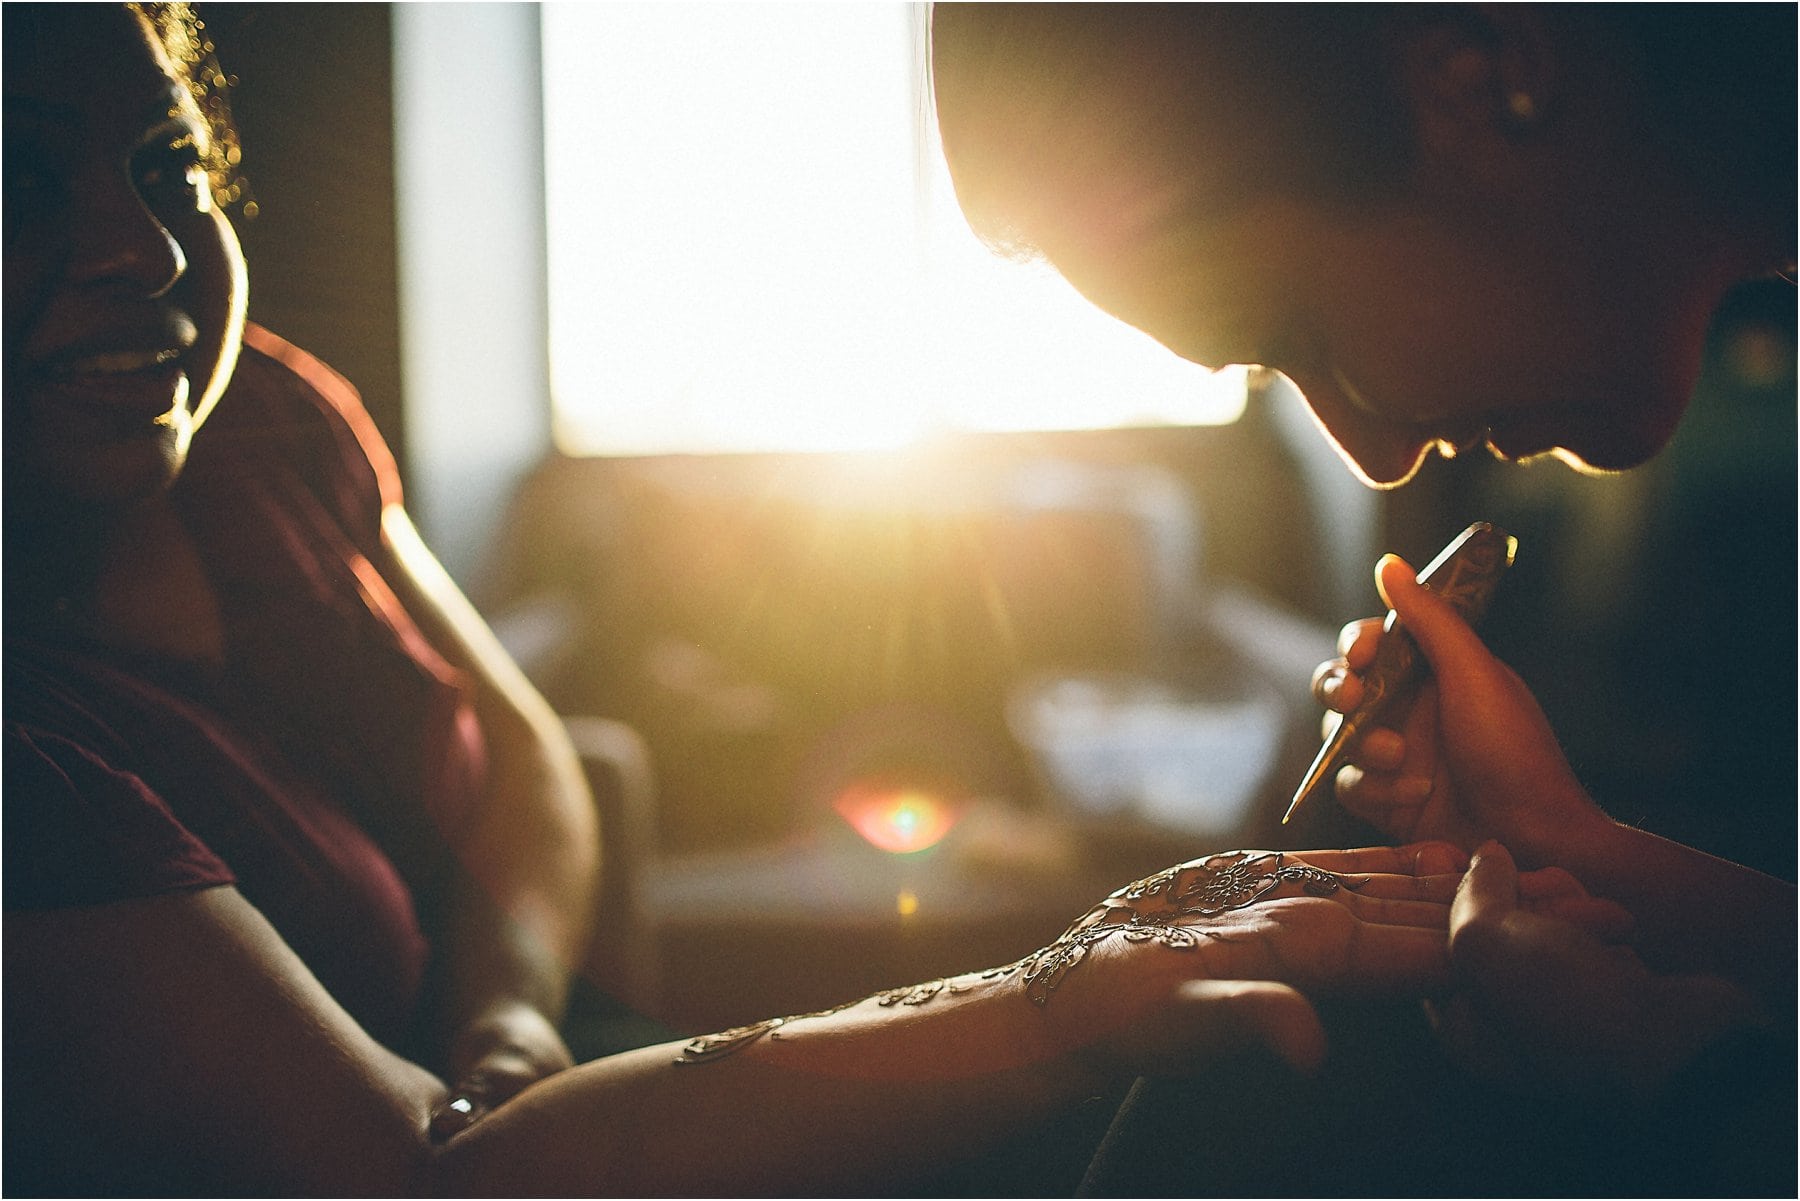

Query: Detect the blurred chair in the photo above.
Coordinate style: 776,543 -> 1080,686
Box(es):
564,715 -> 663,1018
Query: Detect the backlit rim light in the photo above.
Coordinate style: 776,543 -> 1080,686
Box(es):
542,3 -> 1246,458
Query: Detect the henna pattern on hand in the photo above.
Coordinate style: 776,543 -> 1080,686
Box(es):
1006,851 -> 1366,1006
675,975 -> 1005,1063
673,852 -> 1363,1062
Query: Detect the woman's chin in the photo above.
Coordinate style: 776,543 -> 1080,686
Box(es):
25,425 -> 188,510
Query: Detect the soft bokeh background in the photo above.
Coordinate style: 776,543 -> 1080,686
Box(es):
211,3 -> 1794,1035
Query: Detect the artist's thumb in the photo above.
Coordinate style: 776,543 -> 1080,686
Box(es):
1169,979 -> 1328,1075
1374,554 -> 1496,682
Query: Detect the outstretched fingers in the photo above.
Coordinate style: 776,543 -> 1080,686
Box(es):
1333,918 -> 1453,994
1285,842 -> 1469,878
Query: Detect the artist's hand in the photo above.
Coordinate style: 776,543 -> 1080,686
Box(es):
1310,555 -> 1610,863
1033,843 -> 1467,1079
428,999 -> 574,1142
1432,842 -> 1763,1100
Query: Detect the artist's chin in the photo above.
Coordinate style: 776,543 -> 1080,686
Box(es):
1507,437 -> 1663,478
1486,409 -> 1675,477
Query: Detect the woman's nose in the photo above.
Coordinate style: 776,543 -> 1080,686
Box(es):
67,176 -> 188,298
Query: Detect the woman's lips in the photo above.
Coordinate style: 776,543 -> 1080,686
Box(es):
63,346 -> 182,374
31,351 -> 191,437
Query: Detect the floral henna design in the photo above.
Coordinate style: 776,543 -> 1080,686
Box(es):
675,999 -> 863,1064
877,977 -> 973,1007
675,1019 -> 786,1063
1015,851 -> 1366,1007
677,968 -> 1018,1063
675,852 -> 1364,1061
1120,851 -> 1356,912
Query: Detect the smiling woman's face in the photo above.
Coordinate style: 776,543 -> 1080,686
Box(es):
4,4 -> 247,509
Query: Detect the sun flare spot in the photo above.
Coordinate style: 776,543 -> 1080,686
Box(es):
835,784 -> 959,855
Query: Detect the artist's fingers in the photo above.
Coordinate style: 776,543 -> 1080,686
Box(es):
1516,864 -> 1585,902
1333,889 -> 1457,927
1311,658 -> 1362,712
1515,868 -> 1634,941
1336,921 -> 1454,992
1333,761 -> 1433,816
1449,841 -> 1521,954
1337,617 -> 1383,665
1376,555 -> 1494,685
1349,726 -> 1407,771
1530,895 -> 1636,944
1314,619 -> 1384,712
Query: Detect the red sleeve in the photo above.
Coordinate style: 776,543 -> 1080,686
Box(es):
238,322 -> 405,517
3,725 -> 235,910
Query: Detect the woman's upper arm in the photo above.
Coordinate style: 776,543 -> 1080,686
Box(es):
5,887 -> 447,1196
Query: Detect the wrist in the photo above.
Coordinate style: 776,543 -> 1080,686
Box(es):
1513,783 -> 1617,872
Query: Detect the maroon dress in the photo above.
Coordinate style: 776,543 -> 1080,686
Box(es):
4,324 -> 487,1052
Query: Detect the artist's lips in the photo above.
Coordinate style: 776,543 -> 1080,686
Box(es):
1431,425 -> 1490,459
1482,412 -> 1569,463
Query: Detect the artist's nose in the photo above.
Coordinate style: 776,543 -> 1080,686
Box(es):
1278,366 -> 1429,489
66,175 -> 188,299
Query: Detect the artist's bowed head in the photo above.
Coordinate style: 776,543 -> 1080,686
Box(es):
931,4 -> 1794,489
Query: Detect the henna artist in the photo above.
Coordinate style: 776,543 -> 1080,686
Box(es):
930,4 -> 1794,1194
2,5 -> 1647,1195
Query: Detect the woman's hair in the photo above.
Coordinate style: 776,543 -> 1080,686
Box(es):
1615,3 -> 1794,229
931,3 -> 1794,260
130,1 -> 253,214
930,4 -> 1416,258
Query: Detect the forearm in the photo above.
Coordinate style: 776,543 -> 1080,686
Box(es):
1528,812 -> 1796,1013
434,987 -> 1100,1196
446,699 -> 599,1022
435,843 -> 1463,1192
378,507 -> 601,1029
426,701 -> 599,1100
426,694 -> 599,1123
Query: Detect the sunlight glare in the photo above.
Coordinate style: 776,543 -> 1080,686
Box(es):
835,784 -> 959,855
543,3 -> 1243,457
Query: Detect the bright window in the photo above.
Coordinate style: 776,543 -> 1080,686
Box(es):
541,2 -> 1245,457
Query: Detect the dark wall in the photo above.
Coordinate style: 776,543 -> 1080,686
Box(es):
206,3 -> 407,474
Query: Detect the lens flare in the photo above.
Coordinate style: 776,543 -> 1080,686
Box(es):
834,784 -> 959,854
